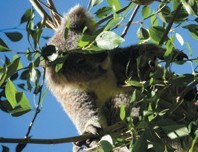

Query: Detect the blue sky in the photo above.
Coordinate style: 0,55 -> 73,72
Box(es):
0,0 -> 197,152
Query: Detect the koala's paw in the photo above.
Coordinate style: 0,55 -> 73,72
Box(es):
73,124 -> 103,151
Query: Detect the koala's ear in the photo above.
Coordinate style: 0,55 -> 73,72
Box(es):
62,5 -> 97,33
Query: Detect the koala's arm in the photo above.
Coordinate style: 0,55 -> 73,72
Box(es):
111,44 -> 187,84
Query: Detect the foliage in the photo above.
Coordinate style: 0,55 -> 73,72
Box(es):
0,0 -> 198,151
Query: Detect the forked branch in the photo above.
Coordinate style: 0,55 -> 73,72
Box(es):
29,0 -> 61,30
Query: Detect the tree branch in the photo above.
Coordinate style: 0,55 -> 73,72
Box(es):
29,0 -> 57,30
121,5 -> 140,38
24,67 -> 46,139
0,134 -> 100,145
0,122 -> 127,144
158,3 -> 183,46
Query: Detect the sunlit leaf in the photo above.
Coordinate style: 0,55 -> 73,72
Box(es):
142,5 -> 151,19
5,80 -> 17,108
20,8 -> 33,23
107,0 -> 121,11
92,0 -> 103,6
181,0 -> 197,16
175,33 -> 184,46
120,104 -> 126,120
149,26 -> 166,43
96,31 -> 124,50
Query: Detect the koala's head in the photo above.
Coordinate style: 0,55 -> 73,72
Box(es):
46,5 -> 110,82
49,5 -> 97,52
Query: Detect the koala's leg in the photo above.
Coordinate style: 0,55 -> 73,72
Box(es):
61,91 -> 104,151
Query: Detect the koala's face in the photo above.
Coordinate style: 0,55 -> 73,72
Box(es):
62,51 -> 110,82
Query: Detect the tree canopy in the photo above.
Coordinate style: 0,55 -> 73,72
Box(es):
0,0 -> 198,151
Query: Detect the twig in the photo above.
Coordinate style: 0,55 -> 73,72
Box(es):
87,0 -> 92,11
158,3 -> 183,46
24,67 -> 46,139
121,5 -> 140,38
29,0 -> 56,29
47,0 -> 61,26
97,2 -> 133,25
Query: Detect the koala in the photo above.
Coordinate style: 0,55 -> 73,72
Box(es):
44,5 -> 197,152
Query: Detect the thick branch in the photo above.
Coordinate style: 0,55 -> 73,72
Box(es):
0,134 -> 100,145
159,3 -> 183,45
0,122 -> 127,144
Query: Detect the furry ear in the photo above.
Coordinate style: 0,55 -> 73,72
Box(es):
61,5 -> 97,33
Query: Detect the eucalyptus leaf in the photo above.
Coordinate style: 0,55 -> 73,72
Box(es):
5,32 -> 23,42
120,104 -> 126,120
96,31 -> 124,50
92,0 -> 103,6
149,26 -> 166,43
21,8 -> 33,23
183,24 -> 198,40
142,6 -> 151,19
95,7 -> 112,18
5,80 -> 17,108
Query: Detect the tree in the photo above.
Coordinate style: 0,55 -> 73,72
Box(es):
0,0 -> 197,151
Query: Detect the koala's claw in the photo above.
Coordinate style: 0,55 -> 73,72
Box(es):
73,126 -> 102,152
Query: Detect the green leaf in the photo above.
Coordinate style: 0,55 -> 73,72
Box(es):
10,92 -> 31,116
175,33 -> 184,46
132,132 -> 148,152
150,11 -> 158,26
149,26 -> 166,43
136,27 -> 149,40
130,90 -> 137,103
125,80 -> 144,87
5,32 -> 23,42
96,31 -> 124,50
185,42 -> 193,57
181,0 -> 197,16
5,80 -> 17,108
104,16 -> 122,31
0,45 -> 10,52
162,125 -> 189,139
92,0 -> 103,6
120,104 -> 126,120
107,0 -> 121,11
2,145 -> 9,152
5,57 -> 21,80
158,5 -> 171,23
142,6 -> 151,19
20,8 -> 33,23
0,38 -> 8,47
100,135 -> 113,152
170,74 -> 195,87
95,7 -> 112,18
183,24 -> 198,40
